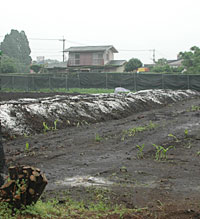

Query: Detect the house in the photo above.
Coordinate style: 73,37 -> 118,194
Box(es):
167,59 -> 183,68
65,45 -> 126,72
46,61 -> 68,73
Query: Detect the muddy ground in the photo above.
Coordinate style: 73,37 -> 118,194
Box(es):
2,92 -> 200,218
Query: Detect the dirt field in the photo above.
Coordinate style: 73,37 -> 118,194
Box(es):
2,91 -> 200,218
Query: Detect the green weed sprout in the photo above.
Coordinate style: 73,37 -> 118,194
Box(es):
53,120 -> 58,130
121,121 -> 157,141
168,133 -> 179,142
184,129 -> 188,138
25,142 -> 29,151
137,144 -> 145,159
153,144 -> 162,161
43,122 -> 50,133
95,133 -> 102,142
191,105 -> 200,111
160,146 -> 174,160
153,144 -> 174,161
197,151 -> 200,156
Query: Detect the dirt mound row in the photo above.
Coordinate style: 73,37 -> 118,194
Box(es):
0,89 -> 199,138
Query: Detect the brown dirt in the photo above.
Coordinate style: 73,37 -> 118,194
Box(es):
2,92 -> 200,218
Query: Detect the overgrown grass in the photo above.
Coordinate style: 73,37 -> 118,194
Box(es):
0,197 -> 146,218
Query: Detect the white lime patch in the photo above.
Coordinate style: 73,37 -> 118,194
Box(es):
55,176 -> 113,187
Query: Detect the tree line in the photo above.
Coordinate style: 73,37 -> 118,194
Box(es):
0,30 -> 31,73
125,46 -> 200,74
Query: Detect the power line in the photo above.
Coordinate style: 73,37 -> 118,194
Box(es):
29,38 -> 60,41
29,37 -> 66,62
119,49 -> 154,52
119,49 -> 156,63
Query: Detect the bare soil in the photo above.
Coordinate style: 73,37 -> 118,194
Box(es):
2,92 -> 200,218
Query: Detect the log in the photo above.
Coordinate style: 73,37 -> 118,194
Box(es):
0,165 -> 47,209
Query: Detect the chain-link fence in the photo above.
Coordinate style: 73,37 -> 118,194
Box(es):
0,72 -> 200,91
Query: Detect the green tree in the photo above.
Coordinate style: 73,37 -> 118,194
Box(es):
0,55 -> 18,73
30,64 -> 42,73
179,46 -> 200,74
151,58 -> 172,73
0,29 -> 31,72
124,58 -> 143,72
151,58 -> 184,73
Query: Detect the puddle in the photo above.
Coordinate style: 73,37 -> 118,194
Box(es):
55,176 -> 113,187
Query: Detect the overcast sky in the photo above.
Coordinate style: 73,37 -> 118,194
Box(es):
1,0 -> 200,64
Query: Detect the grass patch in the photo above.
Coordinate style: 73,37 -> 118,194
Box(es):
121,121 -> 157,141
0,197 -> 147,218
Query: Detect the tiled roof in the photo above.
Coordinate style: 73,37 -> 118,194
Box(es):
65,45 -> 118,53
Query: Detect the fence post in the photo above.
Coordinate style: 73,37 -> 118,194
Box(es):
134,73 -> 137,91
11,76 -> 14,90
106,73 -> 108,89
32,76 -> 35,91
48,76 -> 51,90
187,75 -> 190,89
162,74 -> 164,89
26,76 -> 29,92
65,75 -> 68,90
78,73 -> 81,88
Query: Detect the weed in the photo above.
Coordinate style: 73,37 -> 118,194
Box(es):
197,151 -> 200,156
153,144 -> 174,161
24,133 -> 29,138
0,194 -> 147,218
153,144 -> 162,161
137,144 -> 145,159
184,129 -> 189,138
53,120 -> 58,130
25,142 -> 29,152
43,122 -> 50,133
120,166 -> 128,172
191,105 -> 200,111
160,146 -> 174,160
168,133 -> 179,142
121,121 -> 157,141
95,133 -> 102,142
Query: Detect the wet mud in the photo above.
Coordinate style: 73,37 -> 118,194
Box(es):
2,91 -> 200,218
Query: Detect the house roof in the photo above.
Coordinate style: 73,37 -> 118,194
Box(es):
106,60 -> 126,66
168,59 -> 182,67
65,45 -> 118,53
46,61 -> 67,69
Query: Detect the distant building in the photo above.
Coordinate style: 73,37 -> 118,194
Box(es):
64,45 -> 126,73
167,59 -> 183,67
36,56 -> 45,64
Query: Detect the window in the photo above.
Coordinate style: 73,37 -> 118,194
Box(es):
74,53 -> 80,65
69,53 -> 80,65
93,53 -> 103,65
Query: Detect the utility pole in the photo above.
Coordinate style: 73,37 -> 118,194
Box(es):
59,37 -> 66,62
153,49 -> 156,63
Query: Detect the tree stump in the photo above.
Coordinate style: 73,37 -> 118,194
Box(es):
0,165 -> 47,209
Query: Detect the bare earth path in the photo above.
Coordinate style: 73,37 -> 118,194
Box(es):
2,92 -> 200,218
